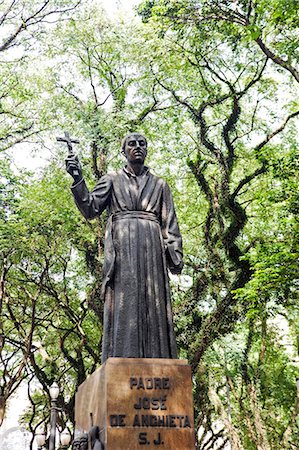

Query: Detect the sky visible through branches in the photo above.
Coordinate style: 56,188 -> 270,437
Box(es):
1,3 -> 139,448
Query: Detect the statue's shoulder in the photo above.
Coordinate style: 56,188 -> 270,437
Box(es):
98,170 -> 120,183
148,170 -> 167,188
106,169 -> 123,182
106,170 -> 119,178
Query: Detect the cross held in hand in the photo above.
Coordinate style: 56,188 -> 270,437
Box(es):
56,131 -> 80,156
57,131 -> 80,176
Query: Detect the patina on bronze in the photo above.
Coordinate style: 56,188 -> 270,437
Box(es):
66,133 -> 183,363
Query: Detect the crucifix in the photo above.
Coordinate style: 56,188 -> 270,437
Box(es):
56,131 -> 80,176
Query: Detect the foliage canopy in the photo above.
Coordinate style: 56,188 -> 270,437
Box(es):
0,1 -> 298,448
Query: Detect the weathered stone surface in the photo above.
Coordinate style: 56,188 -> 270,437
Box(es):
75,358 -> 195,449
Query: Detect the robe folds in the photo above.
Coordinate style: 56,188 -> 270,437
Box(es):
71,167 -> 183,363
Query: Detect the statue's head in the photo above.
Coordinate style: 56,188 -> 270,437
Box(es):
121,133 -> 147,164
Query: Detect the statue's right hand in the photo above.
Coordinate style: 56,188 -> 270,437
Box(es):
65,155 -> 83,183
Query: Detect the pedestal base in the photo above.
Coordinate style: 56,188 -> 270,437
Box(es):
75,358 -> 195,449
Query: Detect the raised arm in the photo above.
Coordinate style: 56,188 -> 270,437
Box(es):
66,155 -> 112,220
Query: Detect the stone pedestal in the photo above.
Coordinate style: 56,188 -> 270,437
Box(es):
75,358 -> 195,449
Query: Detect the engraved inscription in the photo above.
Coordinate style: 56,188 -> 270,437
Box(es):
132,414 -> 191,428
139,432 -> 164,446
134,396 -> 167,410
130,377 -> 170,390
108,375 -> 192,446
110,414 -> 126,427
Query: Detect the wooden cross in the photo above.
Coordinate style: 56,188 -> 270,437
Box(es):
56,131 -> 80,176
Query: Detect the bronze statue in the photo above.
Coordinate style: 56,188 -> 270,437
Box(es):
66,133 -> 183,363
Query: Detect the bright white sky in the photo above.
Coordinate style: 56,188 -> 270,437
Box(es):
99,0 -> 140,16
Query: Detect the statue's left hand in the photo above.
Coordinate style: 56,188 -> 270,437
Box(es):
165,247 -> 183,274
169,261 -> 183,275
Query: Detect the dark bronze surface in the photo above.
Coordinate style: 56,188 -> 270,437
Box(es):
66,134 -> 183,362
58,131 -> 80,176
57,131 -> 80,155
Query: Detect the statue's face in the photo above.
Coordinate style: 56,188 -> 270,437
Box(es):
124,134 -> 147,163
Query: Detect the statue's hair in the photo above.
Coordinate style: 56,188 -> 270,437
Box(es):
121,133 -> 147,152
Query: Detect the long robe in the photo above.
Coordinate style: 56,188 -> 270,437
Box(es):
71,167 -> 183,362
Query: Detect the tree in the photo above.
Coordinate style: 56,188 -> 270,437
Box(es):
0,156 -> 104,446
0,158 -> 30,426
0,0 -> 82,53
1,1 -> 298,447
1,6 -> 189,437
135,2 -> 299,447
0,0 -> 82,151
138,0 -> 299,82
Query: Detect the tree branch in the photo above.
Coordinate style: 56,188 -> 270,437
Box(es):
254,110 -> 299,153
86,47 -> 99,107
188,160 -> 213,203
255,37 -> 299,83
232,162 -> 267,200
0,0 -> 18,27
0,1 -> 82,53
222,95 -> 240,172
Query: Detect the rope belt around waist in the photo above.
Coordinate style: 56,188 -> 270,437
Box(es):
112,211 -> 159,223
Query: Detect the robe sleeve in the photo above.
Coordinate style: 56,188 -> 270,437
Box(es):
71,175 -> 112,220
161,181 -> 183,274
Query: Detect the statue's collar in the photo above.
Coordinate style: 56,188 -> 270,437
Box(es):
123,165 -> 150,178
